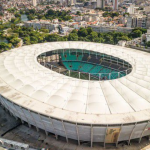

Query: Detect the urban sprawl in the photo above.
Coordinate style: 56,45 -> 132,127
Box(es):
0,0 -> 150,50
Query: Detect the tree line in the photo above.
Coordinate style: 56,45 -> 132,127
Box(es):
0,26 -> 147,51
24,9 -> 72,21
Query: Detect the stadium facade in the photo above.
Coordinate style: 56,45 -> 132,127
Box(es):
0,42 -> 150,147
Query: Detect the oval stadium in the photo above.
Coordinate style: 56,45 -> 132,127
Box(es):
0,41 -> 150,147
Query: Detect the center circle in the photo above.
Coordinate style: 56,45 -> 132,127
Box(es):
38,49 -> 132,81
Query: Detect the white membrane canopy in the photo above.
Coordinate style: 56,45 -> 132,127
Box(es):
0,42 -> 150,124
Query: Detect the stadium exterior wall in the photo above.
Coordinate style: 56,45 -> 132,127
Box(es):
0,95 -> 150,147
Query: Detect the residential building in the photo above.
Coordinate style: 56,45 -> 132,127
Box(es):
0,11 -> 15,23
126,4 -> 135,14
88,25 -> 133,33
74,16 -> 83,22
146,14 -> 150,29
145,28 -> 150,42
126,14 -> 147,28
0,4 -> 3,14
24,20 -> 58,31
126,16 -> 132,28
84,15 -> 92,22
136,16 -> 146,28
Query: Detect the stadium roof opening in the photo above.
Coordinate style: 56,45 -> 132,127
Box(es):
38,49 -> 132,81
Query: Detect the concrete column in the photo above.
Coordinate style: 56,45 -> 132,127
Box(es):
139,121 -> 150,143
38,113 -> 48,136
11,102 -> 22,121
1,96 -> 9,111
128,123 -> 137,145
20,107 -> 31,129
28,110 -> 39,132
76,123 -> 80,145
104,125 -> 108,148
49,117 -> 58,140
62,120 -> 68,143
91,124 -> 93,147
116,124 -> 123,147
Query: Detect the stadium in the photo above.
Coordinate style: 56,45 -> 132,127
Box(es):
0,41 -> 150,147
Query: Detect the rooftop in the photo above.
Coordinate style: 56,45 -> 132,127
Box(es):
0,42 -> 150,124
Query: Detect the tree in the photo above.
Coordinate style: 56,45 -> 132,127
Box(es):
103,12 -> 119,18
111,12 -> 119,18
71,29 -> 78,34
90,31 -> 98,41
146,41 -> 150,47
38,34 -> 45,43
46,6 -> 50,9
0,43 -> 12,51
11,18 -> 16,23
63,15 -> 72,21
104,35 -> 114,44
132,27 -> 147,34
76,11 -> 81,16
23,36 -> 31,45
117,35 -> 130,42
78,28 -> 88,37
58,36 -> 68,41
46,34 -> 59,42
47,9 -> 55,16
30,36 -> 38,44
15,13 -> 21,18
86,27 -> 93,34
40,28 -> 49,33
103,12 -> 110,17
123,13 -> 129,17
10,38 -> 20,47
68,33 -> 78,41
28,14 -> 35,20
7,7 -> 16,13
99,37 -> 105,43
130,30 -> 142,38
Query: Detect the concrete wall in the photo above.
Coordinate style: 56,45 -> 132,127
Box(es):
0,95 -> 149,147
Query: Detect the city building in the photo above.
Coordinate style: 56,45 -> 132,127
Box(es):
24,20 -> 58,32
146,14 -> 150,29
74,16 -> 83,22
113,0 -> 118,10
0,138 -> 29,150
32,0 -> 37,6
126,16 -> 133,28
126,4 -> 135,14
83,15 -> 92,22
60,0 -> 76,6
144,28 -> 150,42
0,11 -> 15,23
136,15 -> 147,28
126,14 -> 147,28
59,25 -> 73,35
97,0 -> 105,9
88,24 -> 133,33
0,4 -> 3,14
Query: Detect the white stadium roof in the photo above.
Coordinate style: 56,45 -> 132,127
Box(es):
0,41 -> 150,124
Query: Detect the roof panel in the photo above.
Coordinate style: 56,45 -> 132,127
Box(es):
0,42 -> 150,124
